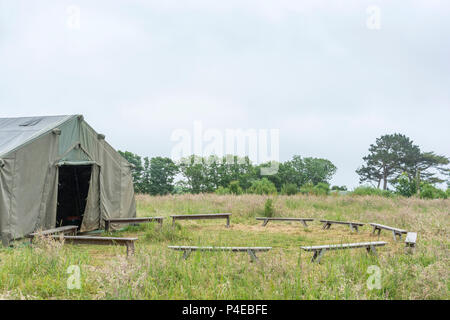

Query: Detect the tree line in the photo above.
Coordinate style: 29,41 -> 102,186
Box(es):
119,133 -> 449,198
118,151 -> 337,196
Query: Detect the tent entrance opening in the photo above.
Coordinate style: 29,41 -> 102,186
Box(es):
56,165 -> 92,229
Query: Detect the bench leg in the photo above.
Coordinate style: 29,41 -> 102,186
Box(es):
247,249 -> 259,262
172,218 -> 176,227
158,219 -> 163,228
105,221 -> 110,232
126,242 -> 135,257
392,231 -> 402,241
405,243 -> 415,254
301,220 -> 308,227
349,224 -> 358,232
323,223 -> 331,230
262,219 -> 269,227
226,216 -> 230,228
182,249 -> 192,260
366,245 -> 377,257
311,249 -> 325,263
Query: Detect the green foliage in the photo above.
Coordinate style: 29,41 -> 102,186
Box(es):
314,182 -> 331,195
351,186 -> 394,197
263,198 -> 275,217
394,172 -> 417,197
120,151 -> 338,196
119,151 -> 178,195
269,156 -> 336,190
214,186 -> 230,195
356,133 -> 449,190
178,155 -> 256,193
419,183 -> 448,199
331,185 -> 347,191
281,183 -> 298,195
247,178 -> 277,195
299,182 -> 330,196
228,180 -> 243,195
147,157 -> 178,195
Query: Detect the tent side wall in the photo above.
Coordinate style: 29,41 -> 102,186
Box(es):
0,131 -> 59,244
0,157 -> 14,245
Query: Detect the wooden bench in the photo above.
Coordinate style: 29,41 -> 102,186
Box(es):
171,213 -> 231,228
405,232 -> 417,253
104,217 -> 164,232
301,241 -> 387,263
26,225 -> 78,241
370,223 -> 407,241
168,246 -> 271,262
320,220 -> 365,232
256,217 -> 314,227
51,235 -> 138,257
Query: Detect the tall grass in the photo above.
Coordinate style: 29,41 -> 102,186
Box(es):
0,194 -> 448,299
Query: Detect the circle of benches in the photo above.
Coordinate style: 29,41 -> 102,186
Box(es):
27,213 -> 417,262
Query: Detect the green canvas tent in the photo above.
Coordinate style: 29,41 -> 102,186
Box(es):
0,115 -> 136,245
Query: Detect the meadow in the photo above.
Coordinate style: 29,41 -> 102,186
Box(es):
0,194 -> 448,300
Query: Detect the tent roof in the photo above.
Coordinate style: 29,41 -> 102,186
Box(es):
0,115 -> 78,157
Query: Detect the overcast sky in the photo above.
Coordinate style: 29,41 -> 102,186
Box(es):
1,0 -> 449,188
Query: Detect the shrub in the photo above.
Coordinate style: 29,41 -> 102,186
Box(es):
228,180 -> 243,195
419,183 -> 447,199
281,183 -> 298,195
214,186 -> 230,195
351,186 -> 394,197
299,182 -> 329,196
264,198 -> 275,217
394,173 -> 417,197
247,178 -> 277,195
314,182 -> 330,195
331,185 -> 347,191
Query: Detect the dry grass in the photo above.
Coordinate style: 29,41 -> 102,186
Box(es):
0,194 -> 448,299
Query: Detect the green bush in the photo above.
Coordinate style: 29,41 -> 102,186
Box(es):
299,182 -> 314,195
331,185 -> 347,191
228,180 -> 243,195
264,198 -> 275,217
214,186 -> 230,195
314,182 -> 330,195
299,182 -> 330,196
281,183 -> 298,195
394,173 -> 417,197
351,186 -> 394,197
247,178 -> 277,195
419,184 -> 447,199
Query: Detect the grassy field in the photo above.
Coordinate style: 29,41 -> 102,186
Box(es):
0,194 -> 448,299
